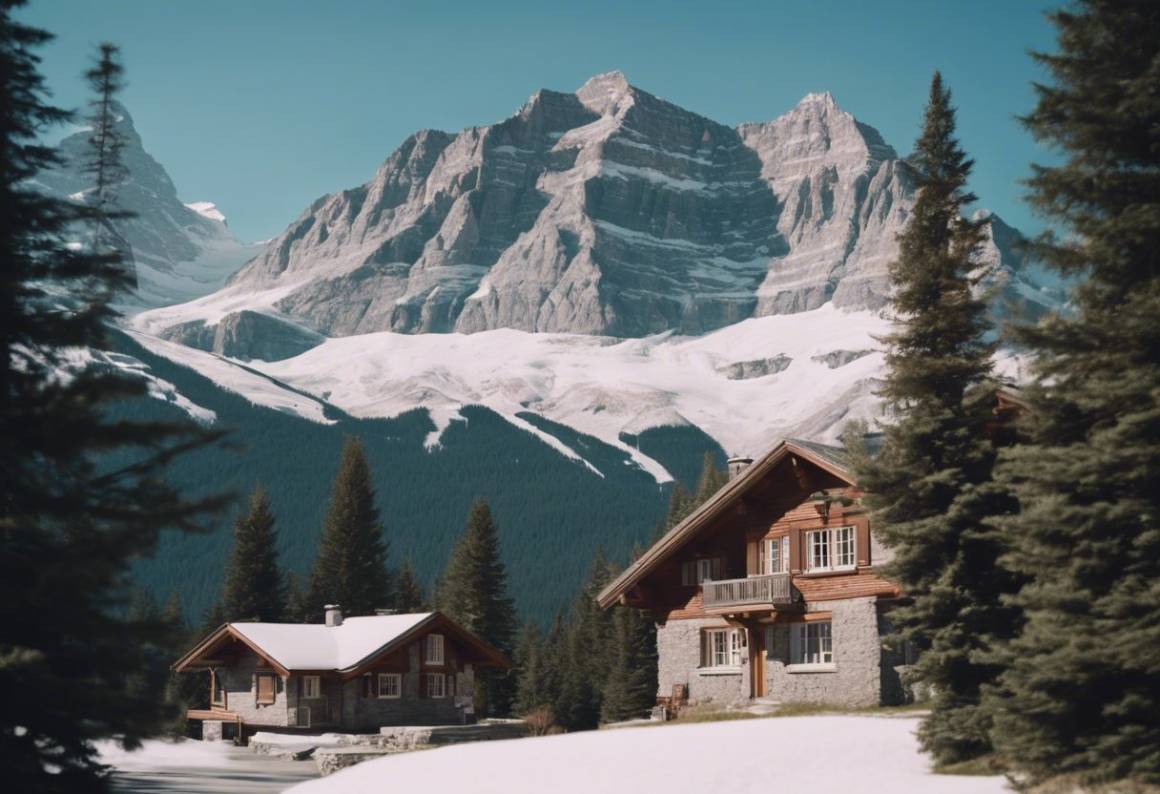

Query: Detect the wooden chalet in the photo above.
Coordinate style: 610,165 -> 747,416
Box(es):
597,439 -> 909,710
173,607 -> 511,741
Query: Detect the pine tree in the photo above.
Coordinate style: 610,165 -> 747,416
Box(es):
393,558 -> 427,613
81,42 -> 130,276
983,3 -> 1160,786
436,500 -> 518,715
160,593 -> 202,738
513,622 -> 551,715
663,482 -> 696,530
554,550 -> 615,730
283,571 -> 307,623
306,437 -> 392,619
221,486 -> 284,622
694,451 -> 728,502
600,603 -> 657,723
0,21 -> 225,791
853,72 -> 1020,765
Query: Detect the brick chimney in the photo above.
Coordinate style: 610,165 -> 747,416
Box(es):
324,604 -> 343,627
727,455 -> 753,480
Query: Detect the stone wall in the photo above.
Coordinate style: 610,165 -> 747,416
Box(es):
340,643 -> 471,731
656,596 -> 898,709
763,597 -> 883,707
218,654 -> 289,727
656,617 -> 749,707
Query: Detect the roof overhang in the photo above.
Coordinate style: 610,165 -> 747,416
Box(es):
596,439 -> 856,610
172,611 -> 513,677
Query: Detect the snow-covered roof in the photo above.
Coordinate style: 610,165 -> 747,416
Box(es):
229,613 -> 434,672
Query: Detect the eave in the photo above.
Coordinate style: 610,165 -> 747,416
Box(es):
596,439 -> 857,610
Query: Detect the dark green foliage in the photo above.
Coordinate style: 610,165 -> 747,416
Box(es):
306,437 -> 392,619
600,602 -> 657,723
221,486 -> 284,622
160,593 -> 204,738
283,571 -> 307,623
983,2 -> 1160,786
852,73 -> 1020,765
512,621 -> 557,716
553,551 -> 615,730
0,19 -> 225,792
695,451 -> 729,502
111,330 -> 721,627
393,558 -> 427,613
437,501 -> 518,715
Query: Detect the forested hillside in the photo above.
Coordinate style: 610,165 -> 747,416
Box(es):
106,330 -> 723,626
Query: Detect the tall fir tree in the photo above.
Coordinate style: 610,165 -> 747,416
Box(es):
436,500 -> 518,715
160,593 -> 203,738
220,486 -> 284,622
599,601 -> 657,723
853,72 -> 1020,765
554,550 -> 615,730
984,2 -> 1160,786
694,451 -> 728,502
512,622 -> 551,715
0,21 -> 225,792
306,437 -> 392,619
393,558 -> 427,613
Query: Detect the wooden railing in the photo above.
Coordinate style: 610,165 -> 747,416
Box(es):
702,573 -> 793,609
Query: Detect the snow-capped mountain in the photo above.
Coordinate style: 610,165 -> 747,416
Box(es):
122,72 -> 1057,476
34,103 -> 261,309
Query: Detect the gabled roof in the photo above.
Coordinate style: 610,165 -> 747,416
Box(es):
596,438 -> 856,609
173,611 -> 511,676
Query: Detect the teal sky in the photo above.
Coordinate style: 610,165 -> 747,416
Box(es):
20,0 -> 1058,243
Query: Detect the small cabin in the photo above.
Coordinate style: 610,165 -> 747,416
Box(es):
172,606 -> 511,741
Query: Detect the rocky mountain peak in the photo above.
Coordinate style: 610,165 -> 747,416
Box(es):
575,70 -> 636,116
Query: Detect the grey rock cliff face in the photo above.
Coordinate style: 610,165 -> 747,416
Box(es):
36,104 -> 260,308
147,73 -> 1051,350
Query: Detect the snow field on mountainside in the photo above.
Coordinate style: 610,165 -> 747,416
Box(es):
286,715 -> 1010,794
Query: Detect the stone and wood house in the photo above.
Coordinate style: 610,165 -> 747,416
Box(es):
173,607 -> 511,740
597,438 -> 913,711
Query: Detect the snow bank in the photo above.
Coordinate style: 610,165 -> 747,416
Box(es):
96,738 -> 232,771
286,715 -> 1010,794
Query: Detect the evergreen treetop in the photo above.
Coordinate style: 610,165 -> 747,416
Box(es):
306,437 -> 392,619
854,72 -> 1020,765
221,485 -> 284,622
0,23 -> 225,792
393,558 -> 427,613
986,2 -> 1160,786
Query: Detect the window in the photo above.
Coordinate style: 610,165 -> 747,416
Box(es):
765,536 -> 789,574
790,621 -> 834,667
302,675 -> 321,699
256,673 -> 276,705
426,672 -> 446,698
425,634 -> 445,665
211,670 -> 226,707
681,558 -> 724,585
805,526 -> 856,572
377,673 -> 401,699
702,627 -> 747,668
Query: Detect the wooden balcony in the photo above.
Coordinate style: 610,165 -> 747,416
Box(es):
702,573 -> 795,611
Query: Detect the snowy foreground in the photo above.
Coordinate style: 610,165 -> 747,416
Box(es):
287,715 -> 1010,794
98,739 -> 316,793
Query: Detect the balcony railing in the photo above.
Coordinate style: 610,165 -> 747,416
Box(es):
702,572 -> 794,610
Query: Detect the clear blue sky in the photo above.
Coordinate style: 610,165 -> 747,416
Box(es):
20,0 -> 1059,243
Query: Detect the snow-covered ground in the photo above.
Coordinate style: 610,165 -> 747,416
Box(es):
287,715 -> 1010,794
98,739 -> 317,793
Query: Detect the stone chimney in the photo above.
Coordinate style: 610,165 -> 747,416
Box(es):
324,604 -> 343,627
727,455 -> 754,480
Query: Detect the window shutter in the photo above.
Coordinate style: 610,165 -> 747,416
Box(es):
681,561 -> 694,586
699,630 -> 707,667
857,521 -> 871,567
790,624 -> 802,664
420,674 -> 428,699
746,541 -> 758,576
711,557 -> 724,580
447,674 -> 456,697
781,537 -> 790,572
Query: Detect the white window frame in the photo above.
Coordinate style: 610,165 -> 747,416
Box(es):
789,621 -> 834,669
702,627 -> 747,669
302,674 -> 321,699
765,536 -> 789,574
696,558 -> 715,583
377,673 -> 401,699
805,526 -> 856,573
426,672 -> 446,698
425,633 -> 445,665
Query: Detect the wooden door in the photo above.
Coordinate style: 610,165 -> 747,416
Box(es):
750,628 -> 765,698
